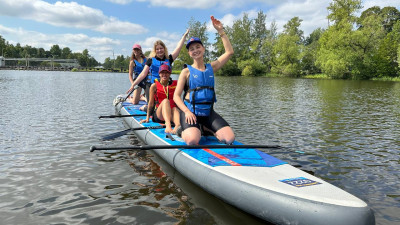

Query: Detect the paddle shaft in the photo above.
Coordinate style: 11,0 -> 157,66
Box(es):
99,114 -> 146,119
101,125 -> 165,141
123,85 -> 141,102
90,144 -> 281,152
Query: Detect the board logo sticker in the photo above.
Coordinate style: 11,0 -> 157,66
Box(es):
280,177 -> 321,188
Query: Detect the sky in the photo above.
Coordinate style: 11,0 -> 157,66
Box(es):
0,0 -> 399,63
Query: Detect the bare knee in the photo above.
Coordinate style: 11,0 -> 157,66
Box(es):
182,128 -> 201,145
215,127 -> 235,144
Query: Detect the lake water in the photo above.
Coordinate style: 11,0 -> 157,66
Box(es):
0,70 -> 399,225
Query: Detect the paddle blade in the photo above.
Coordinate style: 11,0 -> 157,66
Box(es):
101,128 -> 132,141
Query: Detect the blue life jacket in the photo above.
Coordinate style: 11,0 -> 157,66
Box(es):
184,64 -> 216,116
133,58 -> 147,78
148,57 -> 171,84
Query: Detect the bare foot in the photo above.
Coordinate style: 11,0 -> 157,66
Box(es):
172,126 -> 180,134
165,126 -> 173,133
140,94 -> 146,102
139,105 -> 147,111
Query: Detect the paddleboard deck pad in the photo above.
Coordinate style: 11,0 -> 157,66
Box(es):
114,98 -> 375,225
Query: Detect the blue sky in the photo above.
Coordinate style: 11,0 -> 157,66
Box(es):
0,0 -> 398,63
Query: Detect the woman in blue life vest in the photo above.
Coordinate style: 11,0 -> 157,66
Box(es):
140,64 -> 180,134
128,44 -> 147,104
126,30 -> 189,108
173,16 -> 235,145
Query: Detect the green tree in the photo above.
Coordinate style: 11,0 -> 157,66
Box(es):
0,35 -> 6,56
352,8 -> 386,79
261,20 -> 278,72
231,13 -> 253,62
36,48 -> 46,58
61,47 -> 72,59
252,10 -> 268,59
317,0 -> 363,78
327,0 -> 362,25
50,44 -> 62,58
103,57 -> 112,69
272,17 -> 303,77
374,21 -> 400,77
302,28 -> 324,75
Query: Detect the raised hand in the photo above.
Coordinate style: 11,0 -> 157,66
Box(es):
211,16 -> 224,32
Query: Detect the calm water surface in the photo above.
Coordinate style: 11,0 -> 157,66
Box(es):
0,70 -> 399,225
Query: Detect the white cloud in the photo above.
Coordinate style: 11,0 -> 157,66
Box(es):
144,0 -> 286,10
266,0 -> 330,36
0,0 -> 148,35
105,0 -> 134,5
206,12 -> 256,33
0,24 -> 121,62
363,0 -> 400,10
136,31 -> 185,53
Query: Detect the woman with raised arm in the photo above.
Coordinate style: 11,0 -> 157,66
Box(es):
173,16 -> 235,145
126,30 -> 189,109
127,44 -> 147,104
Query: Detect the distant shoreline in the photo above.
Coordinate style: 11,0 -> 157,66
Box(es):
0,66 -> 127,73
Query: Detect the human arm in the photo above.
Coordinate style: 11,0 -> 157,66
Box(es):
173,68 -> 197,125
126,64 -> 150,93
170,29 -> 190,61
141,83 -> 156,123
210,16 -> 234,72
128,60 -> 136,84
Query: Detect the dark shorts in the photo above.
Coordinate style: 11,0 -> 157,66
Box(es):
151,107 -> 178,125
133,75 -> 146,89
151,108 -> 164,123
179,110 -> 230,133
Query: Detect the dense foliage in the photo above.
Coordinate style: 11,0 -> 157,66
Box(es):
177,0 -> 400,79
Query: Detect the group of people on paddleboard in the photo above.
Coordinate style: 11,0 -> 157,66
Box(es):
126,16 -> 235,145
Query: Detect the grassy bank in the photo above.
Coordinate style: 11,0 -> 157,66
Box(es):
371,76 -> 400,82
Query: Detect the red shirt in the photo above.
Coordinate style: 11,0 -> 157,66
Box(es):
155,79 -> 177,109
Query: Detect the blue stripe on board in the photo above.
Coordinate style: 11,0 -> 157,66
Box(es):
122,103 -> 286,168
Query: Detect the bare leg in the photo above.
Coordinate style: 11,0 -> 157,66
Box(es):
182,127 -> 201,145
171,107 -> 181,134
129,87 -> 142,104
214,126 -> 235,144
157,99 -> 173,133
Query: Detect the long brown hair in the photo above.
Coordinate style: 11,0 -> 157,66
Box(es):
148,40 -> 169,59
131,49 -> 145,62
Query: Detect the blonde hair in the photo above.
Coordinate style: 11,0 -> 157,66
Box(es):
148,40 -> 169,59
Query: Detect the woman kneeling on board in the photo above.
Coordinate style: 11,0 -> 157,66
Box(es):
173,16 -> 235,145
141,64 -> 180,134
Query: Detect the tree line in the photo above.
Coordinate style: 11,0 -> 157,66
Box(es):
1,0 -> 399,79
175,0 -> 399,79
0,37 -> 99,67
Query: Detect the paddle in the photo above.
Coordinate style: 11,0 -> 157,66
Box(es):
101,125 -> 165,141
98,114 -> 146,119
90,144 -> 281,152
123,85 -> 139,102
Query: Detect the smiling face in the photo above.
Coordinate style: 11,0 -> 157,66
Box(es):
159,70 -> 171,83
155,44 -> 165,58
188,43 -> 204,59
133,48 -> 142,57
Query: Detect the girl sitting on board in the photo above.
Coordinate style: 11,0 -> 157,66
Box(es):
127,43 -> 147,105
173,16 -> 235,145
140,64 -> 180,134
